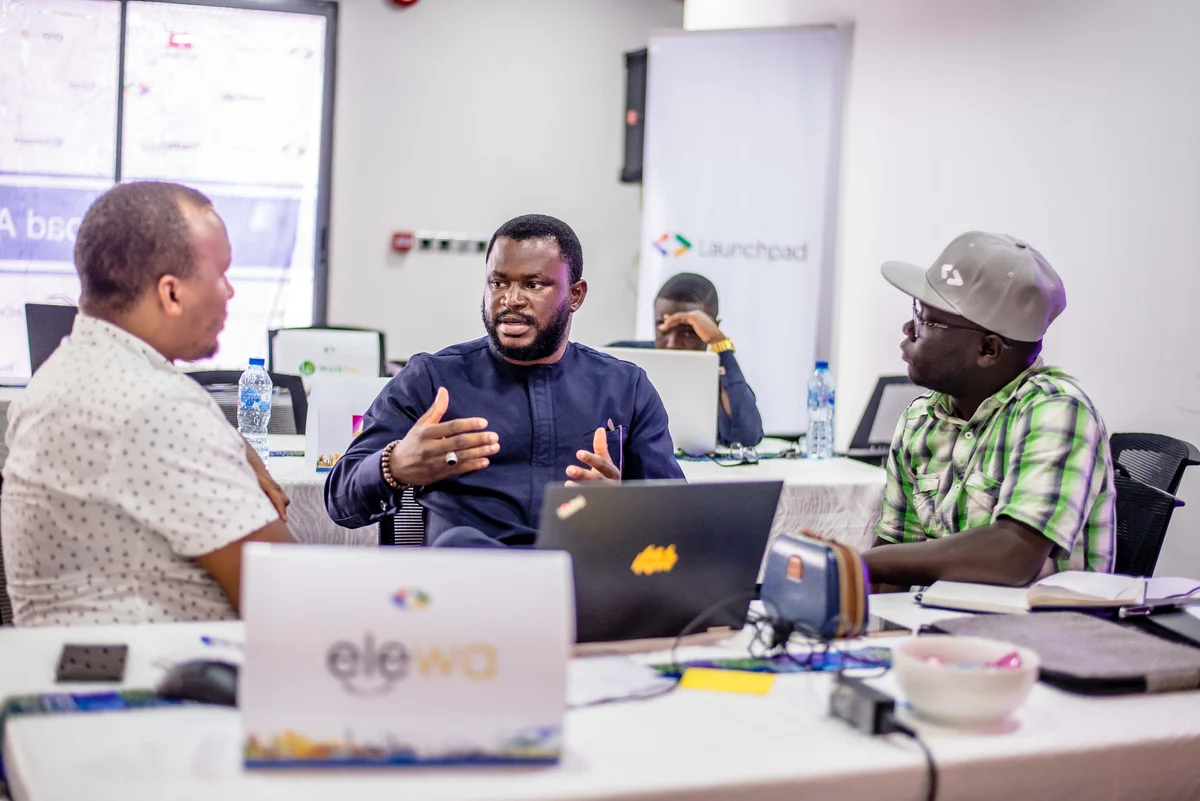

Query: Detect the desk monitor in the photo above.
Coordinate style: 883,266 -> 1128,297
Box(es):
600,347 -> 719,455
844,375 -> 927,460
25,303 -> 78,375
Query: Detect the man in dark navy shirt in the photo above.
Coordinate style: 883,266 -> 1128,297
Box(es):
325,214 -> 684,546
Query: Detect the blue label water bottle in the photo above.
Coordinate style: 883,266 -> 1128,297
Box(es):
805,360 -> 835,459
238,358 -> 272,464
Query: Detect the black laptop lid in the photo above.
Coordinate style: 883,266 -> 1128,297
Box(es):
536,480 -> 783,644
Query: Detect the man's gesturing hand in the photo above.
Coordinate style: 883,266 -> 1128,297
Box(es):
565,427 -> 621,485
386,387 -> 499,486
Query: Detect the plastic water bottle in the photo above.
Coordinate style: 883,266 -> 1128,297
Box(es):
238,358 -> 272,464
805,361 -> 835,460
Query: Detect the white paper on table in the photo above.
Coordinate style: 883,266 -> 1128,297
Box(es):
1146,576 -> 1200,602
1034,572 -> 1145,603
567,656 -> 675,708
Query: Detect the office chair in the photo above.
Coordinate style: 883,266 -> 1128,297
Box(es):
378,487 -> 427,547
1113,470 -> 1185,577
1110,433 -> 1200,496
841,376 -> 925,466
605,339 -> 654,349
186,371 -> 309,435
1108,432 -> 1199,577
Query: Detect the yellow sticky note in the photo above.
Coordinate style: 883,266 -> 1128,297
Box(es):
679,668 -> 775,695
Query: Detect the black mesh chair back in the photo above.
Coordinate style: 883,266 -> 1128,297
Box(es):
1113,471 -> 1183,577
1110,433 -> 1200,495
378,487 -> 426,547
186,371 -> 309,435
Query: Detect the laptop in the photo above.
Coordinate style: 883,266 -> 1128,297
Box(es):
240,544 -> 572,766
536,479 -> 783,643
600,347 -> 719,455
25,303 -> 78,374
841,375 -> 926,464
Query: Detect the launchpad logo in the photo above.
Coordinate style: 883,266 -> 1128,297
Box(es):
654,233 -> 692,258
652,232 -> 808,264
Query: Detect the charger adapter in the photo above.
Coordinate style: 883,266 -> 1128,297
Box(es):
828,675 -> 898,735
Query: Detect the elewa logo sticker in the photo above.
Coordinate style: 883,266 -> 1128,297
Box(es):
630,544 -> 678,576
299,360 -> 316,376
326,632 -> 497,696
391,588 -> 430,610
654,232 -> 692,258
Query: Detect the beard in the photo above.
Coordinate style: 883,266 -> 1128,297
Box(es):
482,299 -> 573,362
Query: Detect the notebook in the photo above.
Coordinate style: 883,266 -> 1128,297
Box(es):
917,572 -> 1147,614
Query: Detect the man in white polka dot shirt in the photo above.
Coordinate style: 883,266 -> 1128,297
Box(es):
1,182 -> 295,626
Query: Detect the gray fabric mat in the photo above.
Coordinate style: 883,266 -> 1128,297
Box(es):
935,611 -> 1200,693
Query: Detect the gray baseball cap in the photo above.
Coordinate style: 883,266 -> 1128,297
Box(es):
881,231 -> 1067,342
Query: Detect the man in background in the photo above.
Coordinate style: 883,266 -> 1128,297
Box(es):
325,214 -> 683,546
2,182 -> 294,626
640,272 -> 764,447
866,231 -> 1115,588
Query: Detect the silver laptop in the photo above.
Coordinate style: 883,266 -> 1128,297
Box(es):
601,347 -> 718,455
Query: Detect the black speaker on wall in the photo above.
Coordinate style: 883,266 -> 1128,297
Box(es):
620,48 -> 648,184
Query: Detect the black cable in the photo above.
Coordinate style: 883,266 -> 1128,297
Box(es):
887,718 -> 938,801
569,590 -> 757,709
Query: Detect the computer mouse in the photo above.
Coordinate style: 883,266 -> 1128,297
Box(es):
156,659 -> 239,707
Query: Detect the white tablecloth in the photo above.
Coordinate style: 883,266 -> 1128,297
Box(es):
678,456 -> 887,553
268,434 -> 887,553
5,599 -> 1200,801
265,436 -> 376,547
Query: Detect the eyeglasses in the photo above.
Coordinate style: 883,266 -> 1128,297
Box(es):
707,443 -> 759,467
911,300 -> 1009,346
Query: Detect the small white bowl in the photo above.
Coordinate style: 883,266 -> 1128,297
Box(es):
892,635 -> 1040,726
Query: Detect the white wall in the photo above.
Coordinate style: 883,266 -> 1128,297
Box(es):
686,0 -> 1200,577
328,0 -> 682,359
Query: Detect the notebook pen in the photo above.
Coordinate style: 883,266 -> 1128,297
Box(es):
607,419 -> 625,474
201,635 -> 244,649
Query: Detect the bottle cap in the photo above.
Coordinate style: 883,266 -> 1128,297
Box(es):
815,360 -> 829,370
249,358 -> 266,367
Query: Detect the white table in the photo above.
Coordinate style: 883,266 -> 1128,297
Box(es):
268,434 -> 887,553
265,435 -> 376,547
6,597 -> 1200,801
678,455 -> 887,553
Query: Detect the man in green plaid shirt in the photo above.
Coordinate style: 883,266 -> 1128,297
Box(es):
865,232 -> 1115,588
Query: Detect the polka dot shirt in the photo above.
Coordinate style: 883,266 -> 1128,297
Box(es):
0,314 -> 278,626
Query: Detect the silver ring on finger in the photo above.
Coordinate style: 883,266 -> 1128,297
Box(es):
445,451 -> 459,467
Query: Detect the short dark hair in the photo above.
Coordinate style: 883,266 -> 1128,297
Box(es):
656,272 -> 719,318
485,214 -> 583,284
75,181 -> 213,314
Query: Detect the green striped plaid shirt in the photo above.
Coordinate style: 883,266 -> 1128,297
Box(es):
874,363 -> 1115,573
